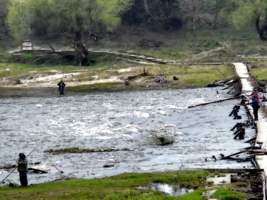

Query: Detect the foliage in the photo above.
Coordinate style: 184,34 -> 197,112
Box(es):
121,0 -> 181,30
7,0 -> 131,40
231,0 -> 265,29
23,54 -> 36,62
7,0 -> 31,40
231,0 -> 267,40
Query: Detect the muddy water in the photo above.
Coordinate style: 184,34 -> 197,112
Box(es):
0,87 -> 255,185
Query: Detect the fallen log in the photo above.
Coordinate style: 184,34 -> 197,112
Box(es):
245,137 -> 256,143
221,150 -> 247,159
188,97 -> 236,108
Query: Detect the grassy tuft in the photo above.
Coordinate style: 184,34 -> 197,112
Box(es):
44,147 -> 120,155
212,188 -> 247,200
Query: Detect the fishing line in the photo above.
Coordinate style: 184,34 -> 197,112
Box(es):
0,144 -> 39,184
213,65 -> 227,79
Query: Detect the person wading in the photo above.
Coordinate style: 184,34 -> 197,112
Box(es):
16,153 -> 28,186
57,80 -> 66,95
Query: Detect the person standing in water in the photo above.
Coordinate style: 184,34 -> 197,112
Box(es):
16,153 -> 28,186
57,80 -> 66,95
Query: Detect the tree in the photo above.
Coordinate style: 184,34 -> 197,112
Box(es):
121,0 -> 182,30
231,0 -> 267,40
178,0 -> 232,30
8,0 -> 131,65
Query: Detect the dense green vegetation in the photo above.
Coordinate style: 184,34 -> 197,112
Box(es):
2,0 -> 267,66
0,170 -> 252,200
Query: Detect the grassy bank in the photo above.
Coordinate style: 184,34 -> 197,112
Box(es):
0,61 -> 235,90
0,170 -> 252,200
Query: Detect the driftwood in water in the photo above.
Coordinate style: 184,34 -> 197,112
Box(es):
28,167 -> 48,174
221,150 -> 248,160
203,168 -> 263,173
245,137 -> 256,144
222,149 -> 267,160
188,97 -> 236,108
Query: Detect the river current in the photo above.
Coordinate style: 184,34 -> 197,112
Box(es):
0,87 -> 254,185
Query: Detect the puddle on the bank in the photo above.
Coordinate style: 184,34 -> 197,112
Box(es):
137,183 -> 194,197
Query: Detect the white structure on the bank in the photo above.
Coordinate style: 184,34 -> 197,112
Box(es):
21,41 -> 33,51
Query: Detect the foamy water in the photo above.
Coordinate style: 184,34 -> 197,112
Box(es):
0,87 -> 255,185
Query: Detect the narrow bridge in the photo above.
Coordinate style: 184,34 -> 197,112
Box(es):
233,62 -> 267,200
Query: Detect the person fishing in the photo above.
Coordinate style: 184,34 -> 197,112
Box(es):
16,153 -> 28,186
57,80 -> 66,95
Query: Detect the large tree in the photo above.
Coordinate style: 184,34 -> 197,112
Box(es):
178,0 -> 233,30
8,0 -> 131,65
121,0 -> 182,30
231,0 -> 267,40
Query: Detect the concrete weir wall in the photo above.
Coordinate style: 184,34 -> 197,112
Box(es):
233,62 -> 267,197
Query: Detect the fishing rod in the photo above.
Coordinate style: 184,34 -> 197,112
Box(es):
0,144 -> 39,184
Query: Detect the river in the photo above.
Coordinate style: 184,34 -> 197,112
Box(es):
0,87 -> 254,185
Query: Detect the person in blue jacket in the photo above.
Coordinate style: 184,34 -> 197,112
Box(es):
250,95 -> 260,121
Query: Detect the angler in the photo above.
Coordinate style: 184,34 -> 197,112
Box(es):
17,153 -> 28,186
57,80 -> 66,95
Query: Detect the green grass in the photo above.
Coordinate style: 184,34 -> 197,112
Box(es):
0,63 -> 36,78
153,64 -> 234,88
249,62 -> 267,81
177,189 -> 205,200
23,54 -> 36,62
212,188 -> 247,200
0,170 -> 253,200
91,55 -> 121,65
0,62 -> 235,90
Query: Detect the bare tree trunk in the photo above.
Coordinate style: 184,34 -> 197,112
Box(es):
165,0 -> 169,8
213,0 -> 219,29
193,6 -> 196,31
144,0 -> 149,14
256,16 -> 267,40
73,31 -> 90,66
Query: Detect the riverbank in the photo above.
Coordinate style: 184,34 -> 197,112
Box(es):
0,62 -> 235,93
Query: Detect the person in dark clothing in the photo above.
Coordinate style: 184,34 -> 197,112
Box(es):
250,95 -> 260,121
57,80 -> 66,95
16,153 -> 28,186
